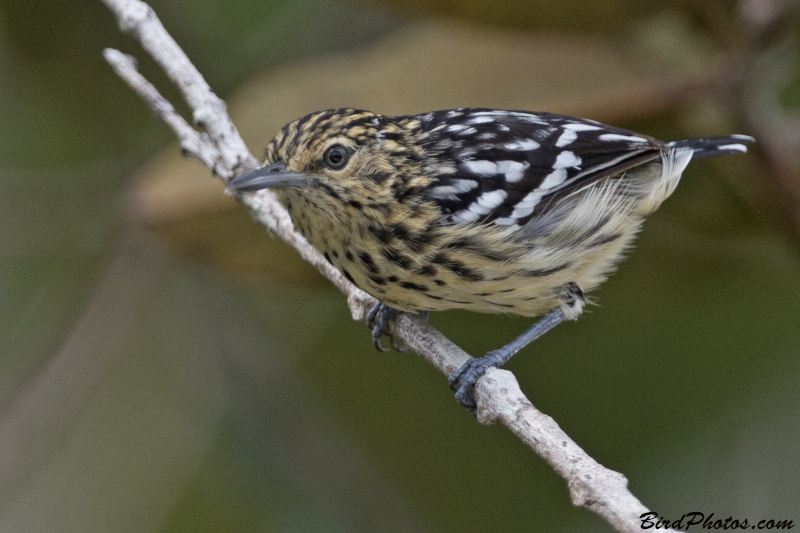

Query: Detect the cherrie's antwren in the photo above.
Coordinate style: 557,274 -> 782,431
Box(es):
227,108 -> 753,410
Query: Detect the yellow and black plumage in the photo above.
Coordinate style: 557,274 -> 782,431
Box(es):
228,107 -> 753,409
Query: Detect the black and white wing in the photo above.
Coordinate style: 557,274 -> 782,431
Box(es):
416,108 -> 665,227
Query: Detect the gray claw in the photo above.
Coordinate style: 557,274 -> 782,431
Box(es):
367,303 -> 405,353
448,356 -> 498,410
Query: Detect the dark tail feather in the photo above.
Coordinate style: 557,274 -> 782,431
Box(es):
667,135 -> 755,159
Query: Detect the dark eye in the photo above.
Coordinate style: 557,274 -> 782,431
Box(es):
323,144 -> 349,170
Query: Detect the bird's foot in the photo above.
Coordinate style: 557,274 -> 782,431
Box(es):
448,308 -> 568,411
448,350 -> 506,411
365,302 -> 410,352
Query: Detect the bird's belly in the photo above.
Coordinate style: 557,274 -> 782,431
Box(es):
374,273 -> 563,316
341,224 -> 640,317
312,179 -> 646,317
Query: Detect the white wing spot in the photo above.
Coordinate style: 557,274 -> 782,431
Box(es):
463,160 -> 497,175
555,129 -> 577,147
515,190 -> 546,208
511,205 -> 535,219
447,124 -> 477,135
598,133 -> 648,143
504,139 -> 540,151
493,189 -> 548,226
428,179 -> 479,199
451,210 -> 481,223
467,204 -> 493,216
452,179 -> 478,192
497,160 -> 530,183
476,189 -> 507,209
510,113 -> 548,125
477,132 -> 496,140
468,115 -> 495,125
470,110 -> 510,117
454,190 -> 508,220
540,168 -> 568,189
428,186 -> 457,198
553,151 -> 582,168
564,123 -> 602,131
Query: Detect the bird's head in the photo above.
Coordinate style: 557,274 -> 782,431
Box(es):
228,109 -> 432,216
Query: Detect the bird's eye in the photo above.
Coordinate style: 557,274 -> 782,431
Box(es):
323,144 -> 349,170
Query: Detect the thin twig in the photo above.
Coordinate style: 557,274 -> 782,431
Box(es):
101,0 -> 675,530
103,49 -> 220,171
102,2 -> 373,318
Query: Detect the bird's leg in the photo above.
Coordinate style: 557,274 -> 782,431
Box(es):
449,308 -> 568,411
366,303 -> 426,353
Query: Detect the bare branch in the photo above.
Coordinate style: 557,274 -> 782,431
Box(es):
103,49 -> 221,172
101,0 -> 676,530
102,0 -> 253,177
475,370 -> 651,531
102,9 -> 374,319
391,313 -> 656,533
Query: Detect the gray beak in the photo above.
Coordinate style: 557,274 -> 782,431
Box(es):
226,162 -> 315,192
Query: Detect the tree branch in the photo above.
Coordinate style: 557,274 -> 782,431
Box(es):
101,1 -> 675,530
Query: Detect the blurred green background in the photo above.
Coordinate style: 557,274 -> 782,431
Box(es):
1,0 -> 799,531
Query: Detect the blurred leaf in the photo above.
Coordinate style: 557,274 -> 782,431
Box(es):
349,0 -> 672,33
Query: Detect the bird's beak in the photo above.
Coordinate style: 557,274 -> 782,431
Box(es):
226,162 -> 315,192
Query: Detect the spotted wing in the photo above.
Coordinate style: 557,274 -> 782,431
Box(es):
416,108 -> 663,227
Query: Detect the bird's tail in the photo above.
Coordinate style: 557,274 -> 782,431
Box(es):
666,135 -> 755,160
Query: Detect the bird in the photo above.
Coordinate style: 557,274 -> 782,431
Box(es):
226,107 -> 753,410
